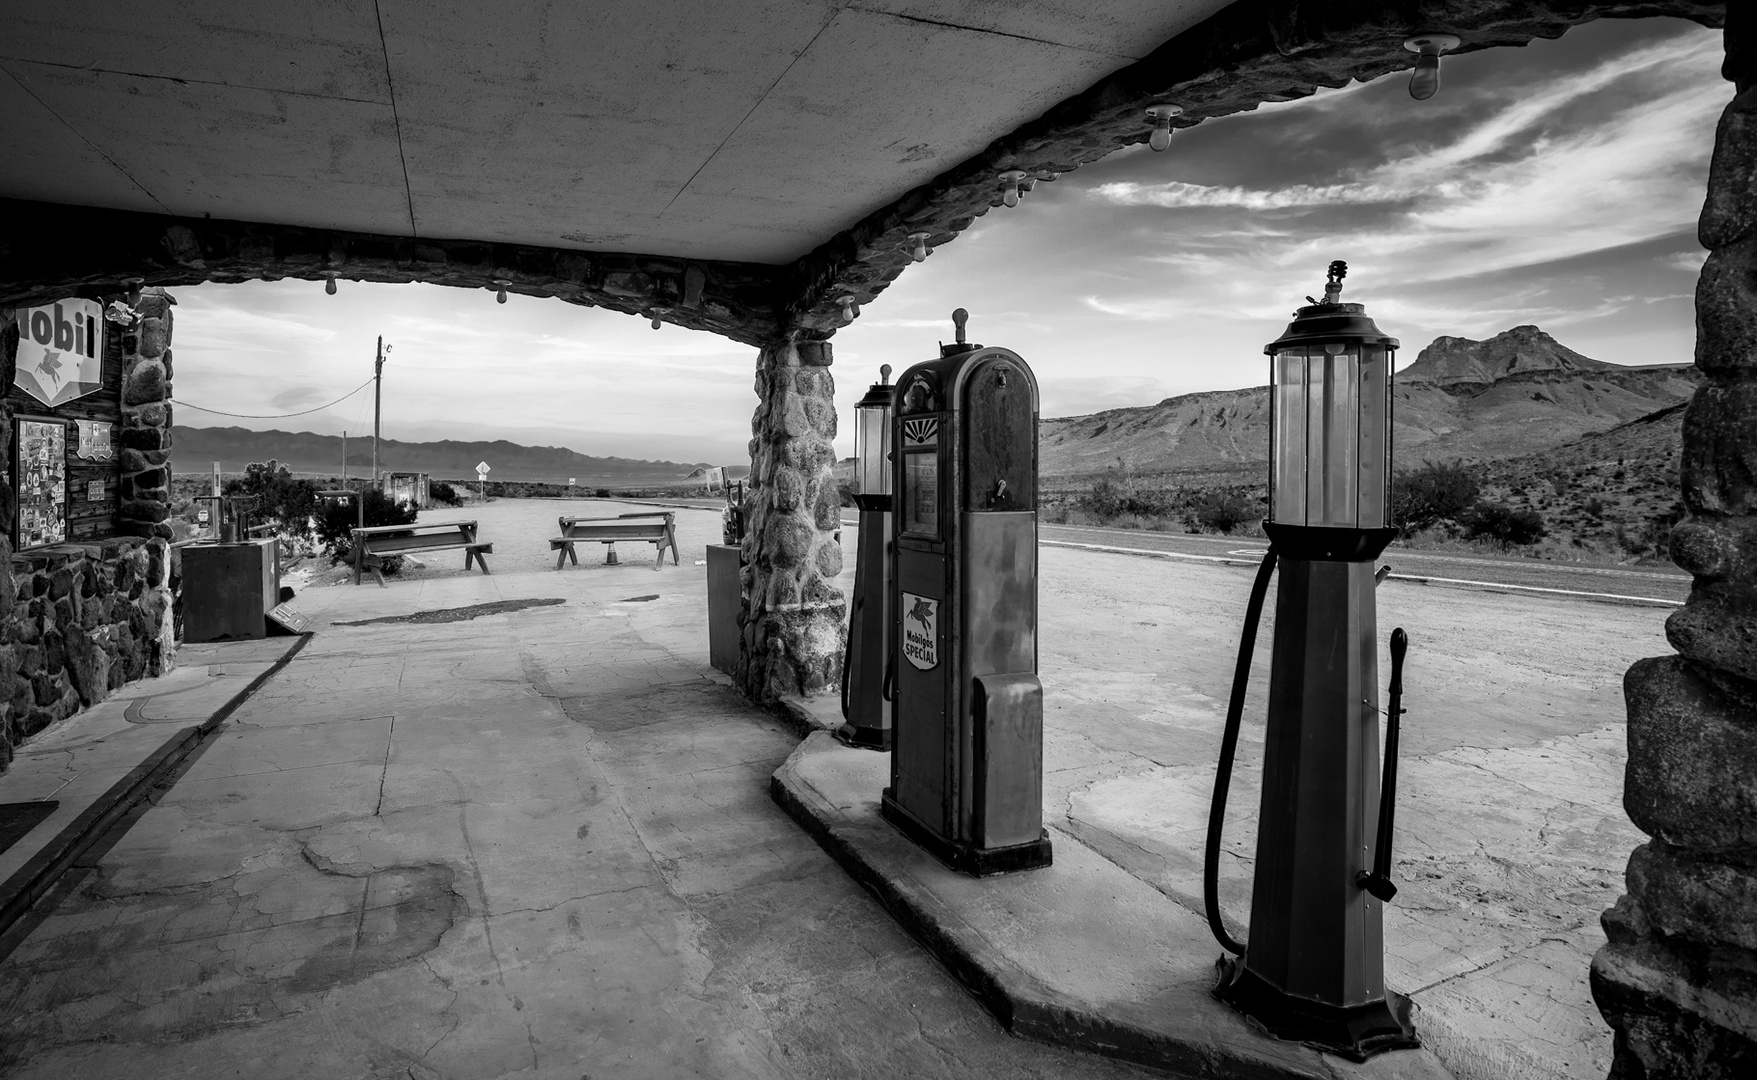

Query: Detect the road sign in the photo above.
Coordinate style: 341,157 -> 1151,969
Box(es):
476,461 -> 490,477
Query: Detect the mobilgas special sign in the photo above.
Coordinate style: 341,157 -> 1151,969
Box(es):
13,299 -> 104,408
901,592 -> 939,671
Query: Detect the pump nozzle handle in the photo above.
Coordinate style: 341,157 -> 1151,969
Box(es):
1359,627 -> 1408,904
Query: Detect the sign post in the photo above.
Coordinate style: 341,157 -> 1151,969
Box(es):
476,461 -> 490,504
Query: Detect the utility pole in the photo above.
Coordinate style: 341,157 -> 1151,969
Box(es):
372,336 -> 387,485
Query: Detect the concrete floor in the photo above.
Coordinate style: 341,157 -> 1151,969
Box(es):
1033,540 -> 1660,1080
0,504 -> 1157,1079
0,500 -> 1659,1078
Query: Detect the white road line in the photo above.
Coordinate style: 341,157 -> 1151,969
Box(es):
1039,539 -> 1681,607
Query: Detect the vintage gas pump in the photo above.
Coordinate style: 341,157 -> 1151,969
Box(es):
1205,262 -> 1418,1058
839,365 -> 896,749
880,309 -> 1051,876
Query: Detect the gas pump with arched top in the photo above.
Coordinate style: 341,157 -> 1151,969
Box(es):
880,309 -> 1052,876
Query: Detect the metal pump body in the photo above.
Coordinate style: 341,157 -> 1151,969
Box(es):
839,373 -> 896,750
880,312 -> 1050,875
1207,267 -> 1417,1058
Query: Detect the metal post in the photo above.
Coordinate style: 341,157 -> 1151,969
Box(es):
372,336 -> 383,484
342,430 -> 347,482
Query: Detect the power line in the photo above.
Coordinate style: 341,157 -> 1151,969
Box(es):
173,376 -> 375,419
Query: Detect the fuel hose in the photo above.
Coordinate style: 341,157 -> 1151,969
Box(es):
840,593 -> 857,721
1204,546 -> 1278,956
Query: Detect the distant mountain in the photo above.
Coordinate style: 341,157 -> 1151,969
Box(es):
170,426 -> 706,485
1400,324 -> 1615,388
1040,326 -> 1699,479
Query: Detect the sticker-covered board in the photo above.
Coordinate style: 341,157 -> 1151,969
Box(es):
17,419 -> 66,547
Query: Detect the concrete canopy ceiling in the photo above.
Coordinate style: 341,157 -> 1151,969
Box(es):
0,1 -> 1726,345
0,0 -> 1231,263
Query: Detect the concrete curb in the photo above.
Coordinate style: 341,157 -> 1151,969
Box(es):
769,734 -> 1455,1080
767,694 -> 839,741
0,633 -> 312,942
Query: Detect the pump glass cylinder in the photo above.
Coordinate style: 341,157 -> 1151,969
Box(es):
854,399 -> 892,497
1270,343 -> 1391,528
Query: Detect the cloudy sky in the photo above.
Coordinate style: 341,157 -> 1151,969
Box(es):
169,16 -> 1725,466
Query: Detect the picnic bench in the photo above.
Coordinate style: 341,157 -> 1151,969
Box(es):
352,520 -> 492,586
552,511 -> 680,570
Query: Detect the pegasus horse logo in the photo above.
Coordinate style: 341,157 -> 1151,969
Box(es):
35,351 -> 64,386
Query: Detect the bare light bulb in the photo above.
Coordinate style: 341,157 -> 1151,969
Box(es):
998,170 -> 1027,208
1144,104 -> 1183,152
1404,34 -> 1460,101
840,296 -> 859,323
650,316 -> 662,330
907,232 -> 931,263
493,279 -> 509,303
325,275 -> 337,295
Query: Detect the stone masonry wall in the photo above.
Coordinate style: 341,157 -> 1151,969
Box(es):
737,338 -> 845,702
0,287 -> 177,772
0,540 -> 173,770
1592,10 -> 1757,1076
118,288 -> 174,540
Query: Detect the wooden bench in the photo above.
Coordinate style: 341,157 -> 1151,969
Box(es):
352,520 -> 492,586
552,511 -> 679,570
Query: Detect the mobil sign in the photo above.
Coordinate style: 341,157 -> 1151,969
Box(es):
13,299 -> 104,408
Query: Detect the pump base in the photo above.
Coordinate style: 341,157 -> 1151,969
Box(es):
1213,955 -> 1418,1061
834,722 -> 892,751
880,788 -> 1053,877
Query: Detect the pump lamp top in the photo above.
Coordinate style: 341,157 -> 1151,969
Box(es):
1262,261 -> 1400,544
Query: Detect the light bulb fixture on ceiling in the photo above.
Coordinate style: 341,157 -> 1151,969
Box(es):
123,277 -> 144,306
492,279 -> 510,304
323,272 -> 338,296
1404,33 -> 1460,100
1145,104 -> 1184,152
907,232 -> 932,263
650,315 -> 662,330
998,169 -> 1028,208
839,295 -> 860,324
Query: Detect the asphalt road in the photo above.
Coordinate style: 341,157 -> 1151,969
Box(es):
840,513 -> 1691,607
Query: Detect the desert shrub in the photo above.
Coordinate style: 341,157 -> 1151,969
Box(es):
316,489 -> 419,566
1624,501 -> 1686,562
430,481 -> 463,507
1186,490 -> 1255,534
1076,479 -> 1184,523
1079,478 -> 1126,519
1460,500 -> 1546,549
224,459 -> 319,547
1390,460 -> 1480,529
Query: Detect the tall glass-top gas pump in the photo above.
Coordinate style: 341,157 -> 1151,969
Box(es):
1206,262 -> 1418,1058
881,309 -> 1052,876
839,365 -> 895,750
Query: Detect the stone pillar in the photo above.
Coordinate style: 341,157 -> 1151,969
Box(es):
737,336 -> 846,702
1592,12 -> 1757,1075
118,288 -> 174,540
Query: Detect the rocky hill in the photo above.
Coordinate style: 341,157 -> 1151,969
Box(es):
170,425 -> 706,485
1041,326 -> 1699,479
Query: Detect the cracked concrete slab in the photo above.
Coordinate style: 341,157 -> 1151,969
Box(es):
0,511 -> 1168,1078
0,499 -> 1652,1079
